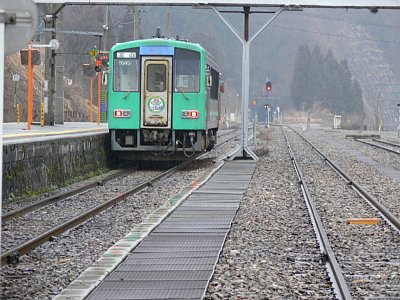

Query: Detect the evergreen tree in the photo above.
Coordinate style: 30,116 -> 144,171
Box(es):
290,44 -> 365,128
290,44 -> 310,110
307,46 -> 324,110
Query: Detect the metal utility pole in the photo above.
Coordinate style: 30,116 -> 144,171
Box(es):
125,6 -> 144,41
212,6 -> 288,160
42,4 -> 65,125
133,6 -> 141,40
103,5 -> 109,50
44,15 -> 55,125
166,8 -> 172,37
54,11 -> 64,124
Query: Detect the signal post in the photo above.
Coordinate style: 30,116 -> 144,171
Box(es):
265,79 -> 272,127
20,39 -> 59,129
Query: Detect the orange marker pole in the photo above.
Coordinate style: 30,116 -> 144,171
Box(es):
27,43 -> 33,130
97,71 -> 101,125
90,77 -> 93,122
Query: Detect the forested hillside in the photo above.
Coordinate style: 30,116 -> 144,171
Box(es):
291,45 -> 364,128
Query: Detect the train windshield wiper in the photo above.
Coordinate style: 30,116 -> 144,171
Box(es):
176,87 -> 190,100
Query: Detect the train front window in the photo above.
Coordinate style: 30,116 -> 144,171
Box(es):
147,64 -> 166,92
174,48 -> 200,93
113,50 -> 139,92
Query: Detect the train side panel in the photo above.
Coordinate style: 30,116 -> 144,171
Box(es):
108,46 -> 140,130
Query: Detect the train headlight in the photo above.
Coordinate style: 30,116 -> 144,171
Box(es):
114,109 -> 131,118
181,110 -> 199,119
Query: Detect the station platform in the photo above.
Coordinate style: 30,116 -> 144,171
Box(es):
2,122 -> 109,145
2,122 -> 110,201
54,160 -> 257,300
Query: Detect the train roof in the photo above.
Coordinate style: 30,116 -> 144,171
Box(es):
110,38 -> 221,72
110,38 -> 205,54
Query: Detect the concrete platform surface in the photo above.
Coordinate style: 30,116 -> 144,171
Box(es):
2,122 -> 108,145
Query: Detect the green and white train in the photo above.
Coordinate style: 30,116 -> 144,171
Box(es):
108,38 -> 223,160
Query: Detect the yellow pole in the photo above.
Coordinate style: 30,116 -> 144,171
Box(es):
27,43 -> 33,130
41,102 -> 44,127
16,103 -> 20,123
97,71 -> 101,125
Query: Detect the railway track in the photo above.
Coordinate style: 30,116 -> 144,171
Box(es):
1,129 -> 240,266
2,168 -> 137,222
1,127 -> 242,299
300,128 -> 400,220
284,126 -> 400,299
355,137 -> 400,155
1,168 -> 173,265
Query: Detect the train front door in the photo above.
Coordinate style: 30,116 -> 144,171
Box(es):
140,57 -> 172,128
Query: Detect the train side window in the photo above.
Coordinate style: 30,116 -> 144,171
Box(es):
174,48 -> 200,93
113,50 -> 139,92
210,67 -> 219,100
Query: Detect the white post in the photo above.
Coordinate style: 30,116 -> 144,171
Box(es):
253,117 -> 256,146
241,42 -> 250,150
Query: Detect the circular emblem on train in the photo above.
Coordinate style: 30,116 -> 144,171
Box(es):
148,96 -> 165,113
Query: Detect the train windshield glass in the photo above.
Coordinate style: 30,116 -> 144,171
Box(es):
147,64 -> 166,92
174,48 -> 200,93
113,49 -> 139,92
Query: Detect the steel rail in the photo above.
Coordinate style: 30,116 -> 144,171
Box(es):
1,133 -> 238,266
355,138 -> 400,155
290,127 -> 400,231
2,132 -> 237,223
2,168 -> 137,223
282,128 -> 352,300
372,138 -> 400,148
217,129 -> 238,139
214,132 -> 240,149
1,163 -> 184,266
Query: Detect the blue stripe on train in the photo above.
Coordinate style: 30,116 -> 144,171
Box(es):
140,46 -> 174,56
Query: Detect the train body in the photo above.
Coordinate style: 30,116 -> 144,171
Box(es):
108,38 -> 223,160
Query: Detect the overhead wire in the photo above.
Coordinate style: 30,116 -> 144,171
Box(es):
250,11 -> 400,45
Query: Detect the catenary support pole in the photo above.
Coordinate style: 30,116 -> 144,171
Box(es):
28,42 -> 33,130
44,15 -> 55,125
54,10 -> 64,124
212,6 -> 285,160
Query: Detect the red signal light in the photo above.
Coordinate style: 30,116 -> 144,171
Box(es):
266,81 -> 272,92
